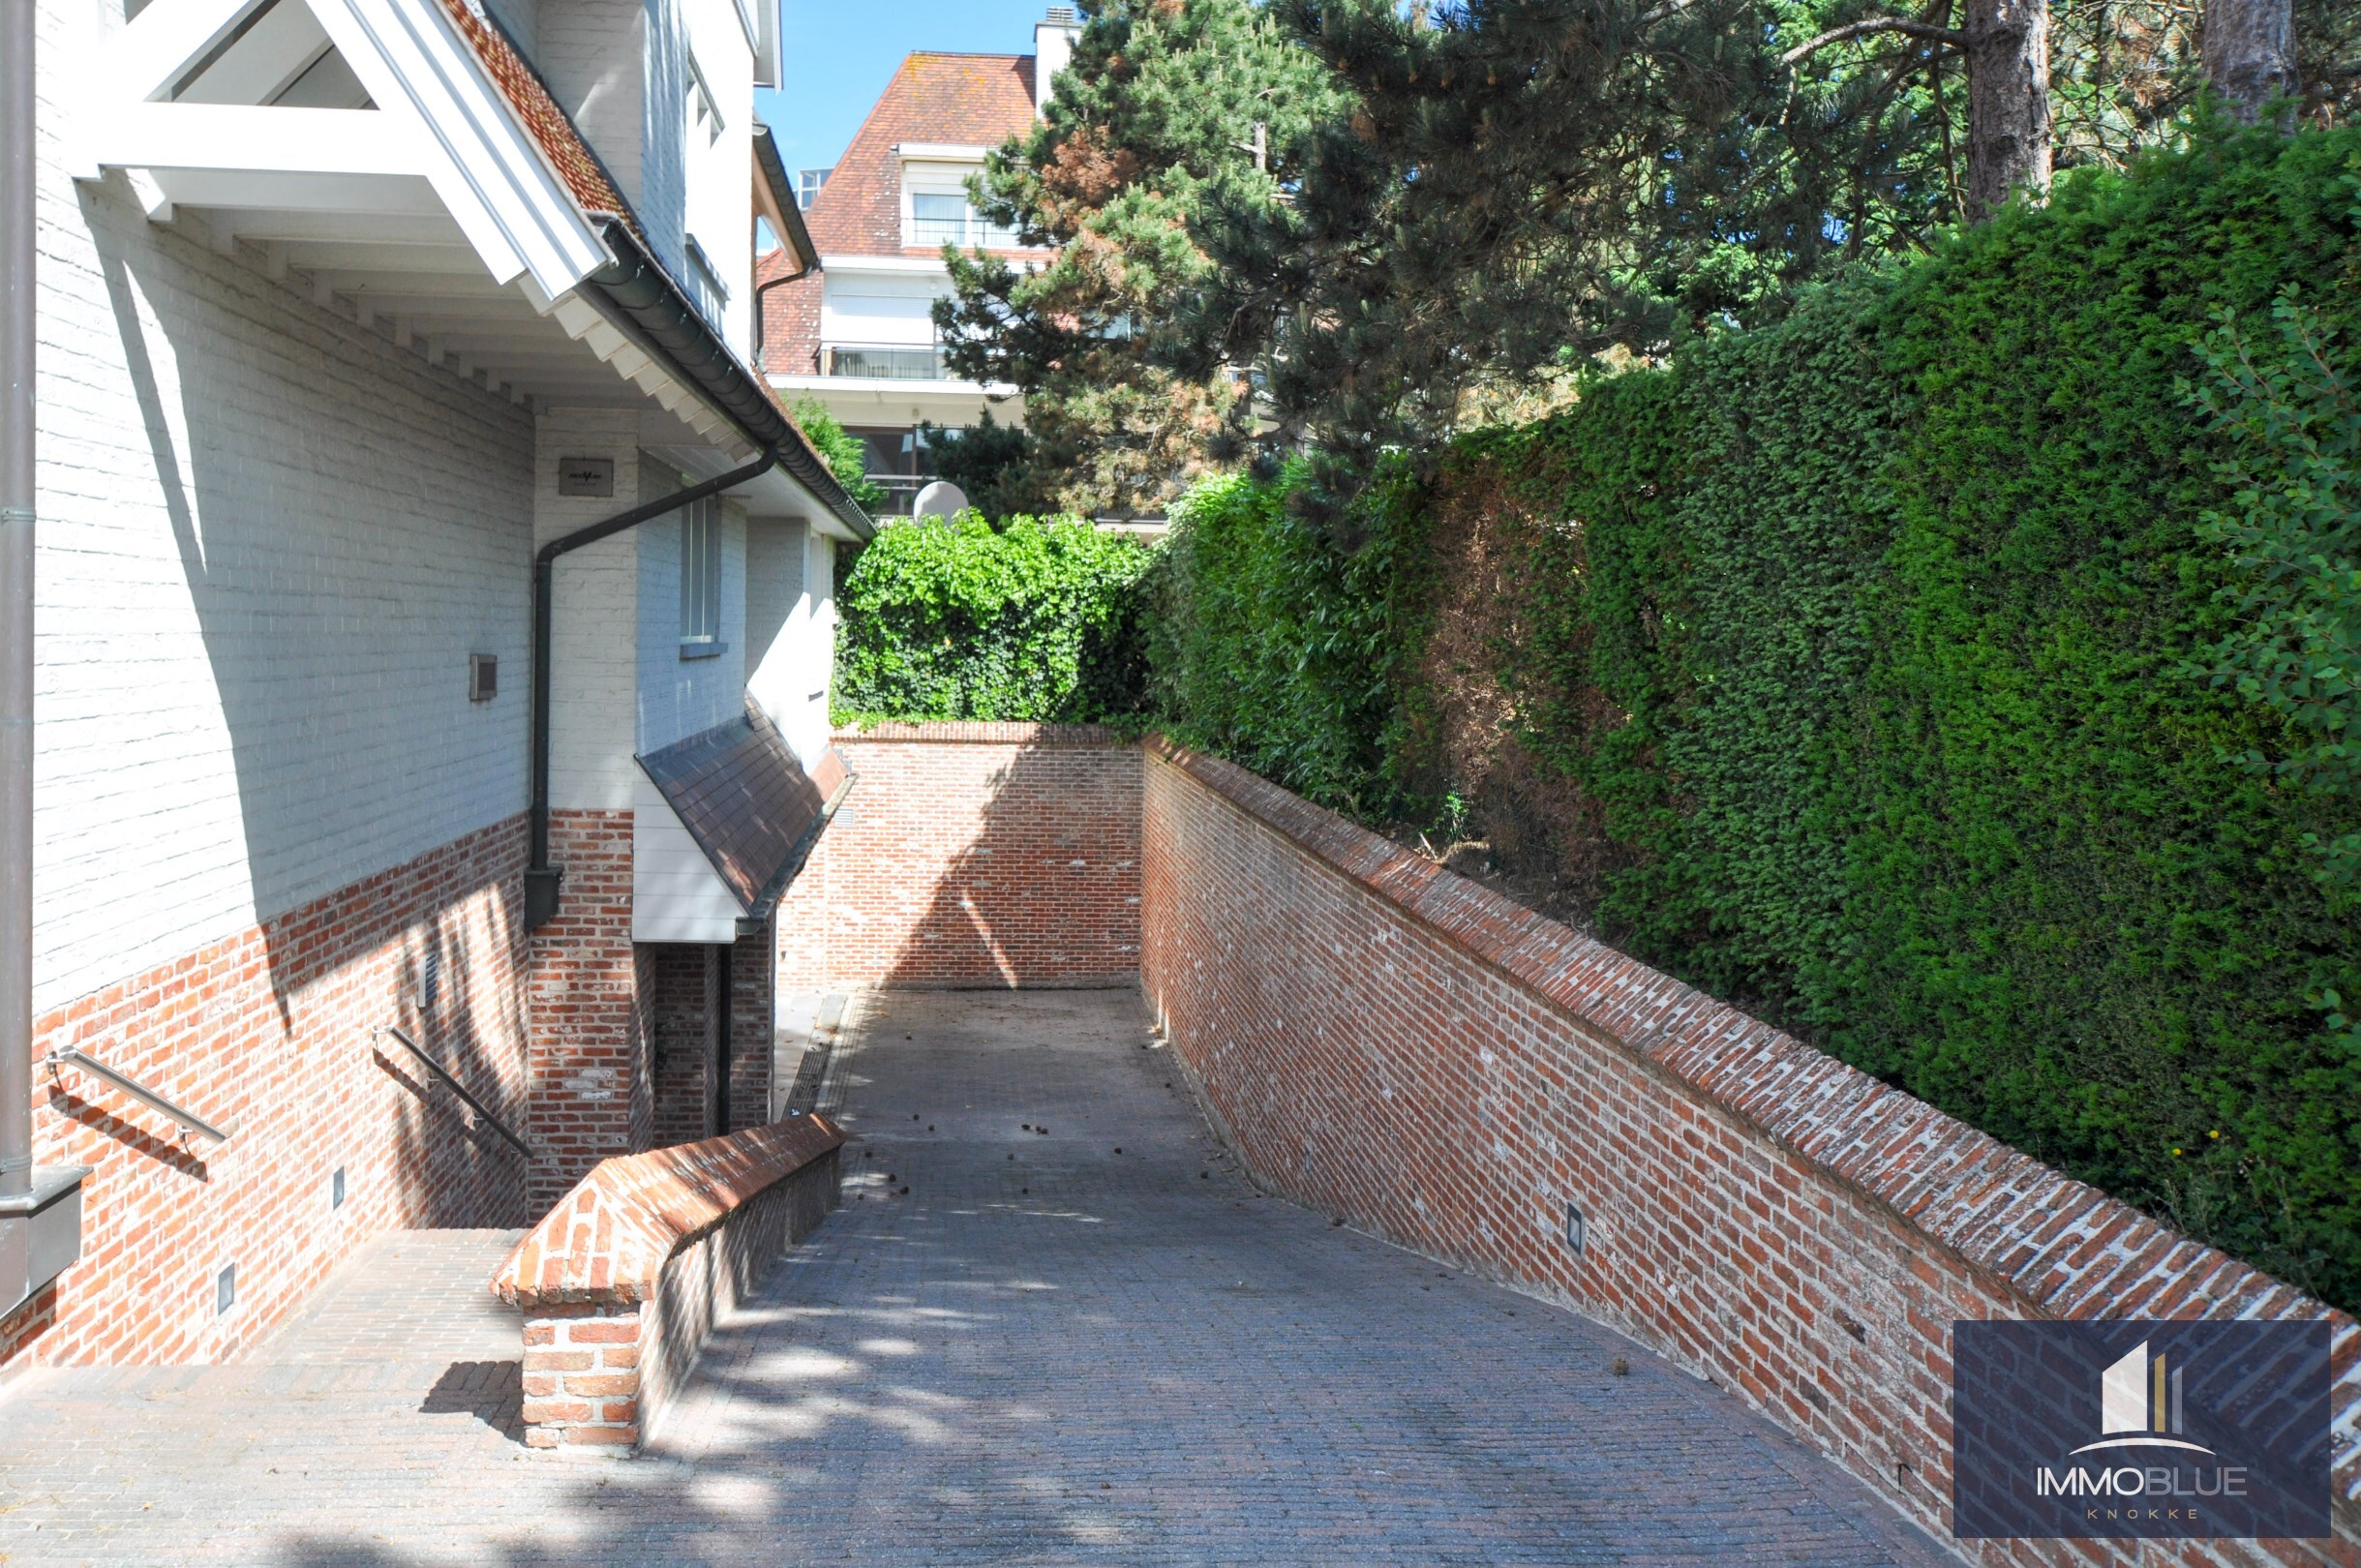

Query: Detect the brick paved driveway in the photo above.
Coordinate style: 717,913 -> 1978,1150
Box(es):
0,988 -> 1953,1566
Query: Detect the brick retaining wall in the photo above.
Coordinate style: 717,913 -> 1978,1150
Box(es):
493,1115 -> 845,1450
3,817 -> 534,1372
1139,739 -> 2360,1566
774,724 -> 1141,990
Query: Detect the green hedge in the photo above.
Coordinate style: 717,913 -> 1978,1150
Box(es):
1153,125 -> 2361,1309
832,514 -> 1158,723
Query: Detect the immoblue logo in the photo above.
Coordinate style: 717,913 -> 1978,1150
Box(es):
1952,1320 -> 2329,1540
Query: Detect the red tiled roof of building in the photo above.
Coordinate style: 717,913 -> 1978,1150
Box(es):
803,51 -> 1044,258
429,0 -> 631,226
756,248 -> 823,377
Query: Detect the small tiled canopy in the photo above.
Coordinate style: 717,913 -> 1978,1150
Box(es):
635,705 -> 849,922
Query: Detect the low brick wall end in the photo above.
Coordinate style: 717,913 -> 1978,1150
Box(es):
492,1115 -> 845,1451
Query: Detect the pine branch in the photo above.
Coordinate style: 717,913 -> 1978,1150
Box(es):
1780,15 -> 1966,66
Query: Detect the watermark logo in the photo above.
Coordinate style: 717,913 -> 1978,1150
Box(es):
1952,1320 -> 2329,1540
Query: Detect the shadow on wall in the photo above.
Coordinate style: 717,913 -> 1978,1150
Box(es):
88,177 -> 533,1024
1,185 -> 542,1363
796,729 -> 1144,993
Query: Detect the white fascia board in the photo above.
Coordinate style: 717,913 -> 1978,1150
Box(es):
309,0 -> 612,296
87,103 -> 435,177
894,142 -> 992,162
537,286 -> 750,454
816,255 -> 956,277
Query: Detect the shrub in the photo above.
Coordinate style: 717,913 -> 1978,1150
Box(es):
1152,124 -> 2361,1308
832,514 -> 1158,723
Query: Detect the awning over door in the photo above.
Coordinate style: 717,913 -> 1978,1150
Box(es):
631,705 -> 851,945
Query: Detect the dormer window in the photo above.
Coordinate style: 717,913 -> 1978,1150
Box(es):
898,146 -> 1023,251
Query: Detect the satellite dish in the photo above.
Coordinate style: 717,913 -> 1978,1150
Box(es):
912,480 -> 969,519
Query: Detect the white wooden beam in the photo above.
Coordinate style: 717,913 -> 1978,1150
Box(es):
87,103 -> 432,179
112,0 -> 277,104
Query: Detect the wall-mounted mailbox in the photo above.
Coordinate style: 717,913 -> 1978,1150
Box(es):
0,1165 -> 89,1319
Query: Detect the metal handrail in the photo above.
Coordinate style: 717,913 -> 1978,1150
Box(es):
375,1026 -> 532,1159
45,1045 -> 234,1145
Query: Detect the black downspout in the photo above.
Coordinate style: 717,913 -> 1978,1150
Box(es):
526,444 -> 778,930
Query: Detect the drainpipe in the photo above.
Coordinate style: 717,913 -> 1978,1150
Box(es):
1,0 -> 87,1319
526,445 -> 778,929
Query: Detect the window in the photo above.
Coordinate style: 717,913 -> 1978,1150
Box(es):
906,191 -> 1022,251
825,346 -> 945,380
798,167 -> 832,209
679,497 -> 722,656
683,237 -> 728,328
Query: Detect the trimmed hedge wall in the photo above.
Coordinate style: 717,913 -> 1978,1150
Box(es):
1152,126 -> 2361,1309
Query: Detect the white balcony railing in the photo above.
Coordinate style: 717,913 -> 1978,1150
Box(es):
823,344 -> 948,381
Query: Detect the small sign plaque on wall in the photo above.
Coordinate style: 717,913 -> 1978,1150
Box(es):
558,456 -> 616,497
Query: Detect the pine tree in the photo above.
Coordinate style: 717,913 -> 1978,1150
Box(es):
932,0 -> 1347,517
1184,0 -> 1957,532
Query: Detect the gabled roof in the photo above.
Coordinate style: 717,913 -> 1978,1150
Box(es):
804,51 -> 1044,258
427,0 -> 627,224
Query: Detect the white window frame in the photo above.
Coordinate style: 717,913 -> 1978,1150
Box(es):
679,496 -> 723,657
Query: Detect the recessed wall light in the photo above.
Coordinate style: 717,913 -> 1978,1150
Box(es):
1563,1200 -> 1587,1255
216,1262 -> 236,1317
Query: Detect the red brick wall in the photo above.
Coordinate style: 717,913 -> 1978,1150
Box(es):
728,917 -> 773,1132
774,725 -> 1141,990
1139,740 -> 2360,1566
3,817 -> 534,1371
648,945 -> 716,1148
526,811 -> 654,1209
646,924 -> 774,1144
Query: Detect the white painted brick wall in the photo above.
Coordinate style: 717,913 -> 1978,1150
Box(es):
536,0 -> 649,211
538,410 -> 644,812
634,461 -> 748,755
30,152 -> 536,1015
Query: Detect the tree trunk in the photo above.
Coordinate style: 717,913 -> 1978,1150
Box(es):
1962,0 -> 2051,223
2202,0 -> 2296,123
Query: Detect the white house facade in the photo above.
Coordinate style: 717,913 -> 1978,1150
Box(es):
756,13 -> 1075,513
1,0 -> 870,1369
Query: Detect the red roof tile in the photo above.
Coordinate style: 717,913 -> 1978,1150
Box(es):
429,0 -> 630,226
804,51 -> 1044,258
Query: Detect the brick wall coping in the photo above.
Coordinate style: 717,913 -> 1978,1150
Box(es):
834,722 -> 1134,747
492,1116 -> 845,1309
1146,737 -> 2361,1510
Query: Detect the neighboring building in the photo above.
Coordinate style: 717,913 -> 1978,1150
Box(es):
2,0 -> 872,1368
760,12 -> 1077,514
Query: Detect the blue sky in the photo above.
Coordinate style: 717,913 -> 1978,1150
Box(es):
755,1 -> 1055,177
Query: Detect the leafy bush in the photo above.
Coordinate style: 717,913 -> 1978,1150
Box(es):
790,399 -> 886,514
1145,467 -> 1430,818
1152,124 -> 2361,1308
832,515 -> 1158,723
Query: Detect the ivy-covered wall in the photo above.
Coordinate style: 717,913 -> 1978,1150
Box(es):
1152,125 -> 2361,1311
832,515 -> 1158,724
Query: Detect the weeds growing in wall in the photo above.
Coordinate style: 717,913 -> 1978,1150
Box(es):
1153,123 -> 2361,1310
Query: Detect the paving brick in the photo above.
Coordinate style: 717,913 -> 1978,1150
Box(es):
0,990 -> 1949,1566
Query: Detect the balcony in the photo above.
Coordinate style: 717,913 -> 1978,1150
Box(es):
823,345 -> 948,381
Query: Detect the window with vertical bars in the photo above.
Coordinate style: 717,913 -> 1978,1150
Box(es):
680,497 -> 722,654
